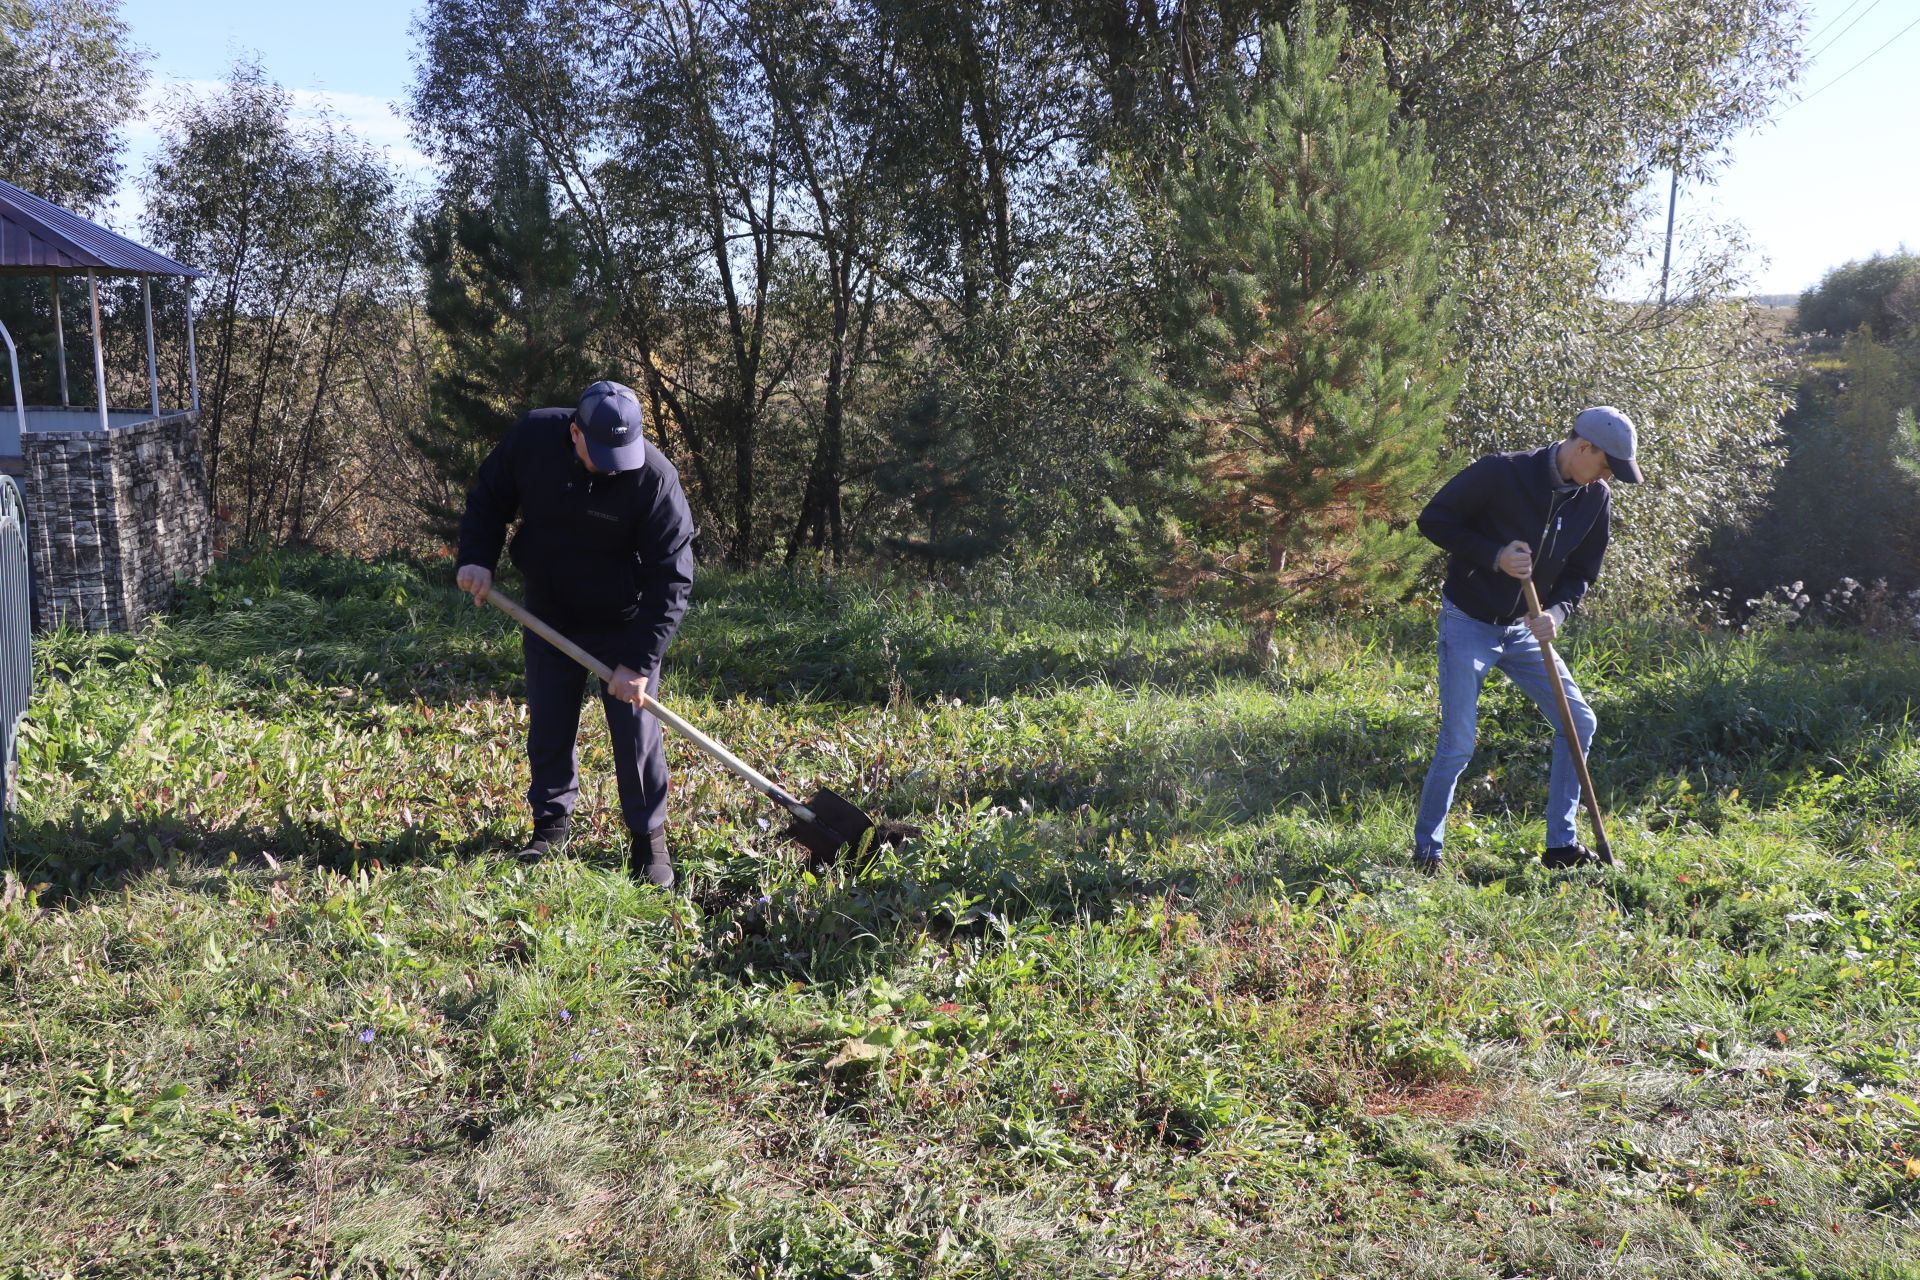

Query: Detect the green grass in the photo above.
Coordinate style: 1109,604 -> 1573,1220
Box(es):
4,550 -> 1918,1278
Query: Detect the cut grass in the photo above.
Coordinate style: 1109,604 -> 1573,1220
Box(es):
3,549 -> 1918,1277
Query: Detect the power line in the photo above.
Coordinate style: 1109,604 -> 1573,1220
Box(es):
1807,0 -> 1887,63
1805,0 -> 1871,49
1797,11 -> 1920,107
1806,0 -> 1870,46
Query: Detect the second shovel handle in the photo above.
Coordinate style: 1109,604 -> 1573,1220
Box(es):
481,588 -> 815,820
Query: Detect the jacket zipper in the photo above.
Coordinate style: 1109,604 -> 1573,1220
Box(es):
1515,488 -> 1571,618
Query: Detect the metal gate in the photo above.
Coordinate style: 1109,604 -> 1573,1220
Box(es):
0,476 -> 30,854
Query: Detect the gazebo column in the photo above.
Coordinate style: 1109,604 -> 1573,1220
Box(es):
50,275 -> 69,407
87,269 -> 109,432
185,278 -> 200,414
141,277 -> 160,417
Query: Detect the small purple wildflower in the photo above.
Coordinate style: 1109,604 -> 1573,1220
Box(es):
559,1008 -> 572,1023
756,818 -> 771,831
982,910 -> 998,924
357,1028 -> 376,1044
570,1051 -> 584,1063
757,894 -> 773,907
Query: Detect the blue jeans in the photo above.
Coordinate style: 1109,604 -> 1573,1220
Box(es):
1414,596 -> 1597,857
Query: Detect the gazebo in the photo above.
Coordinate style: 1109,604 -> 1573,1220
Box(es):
0,178 -> 212,631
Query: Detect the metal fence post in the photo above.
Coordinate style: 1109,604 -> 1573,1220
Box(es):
0,318 -> 24,458
0,476 -> 32,857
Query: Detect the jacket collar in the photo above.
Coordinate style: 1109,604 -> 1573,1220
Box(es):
1528,442 -> 1588,497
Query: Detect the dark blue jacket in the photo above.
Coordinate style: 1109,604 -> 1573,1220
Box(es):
1417,444 -> 1610,627
457,408 -> 696,672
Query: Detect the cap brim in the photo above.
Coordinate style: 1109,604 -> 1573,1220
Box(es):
1607,454 -> 1644,484
583,436 -> 647,473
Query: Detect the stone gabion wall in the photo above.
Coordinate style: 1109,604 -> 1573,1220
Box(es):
21,413 -> 212,632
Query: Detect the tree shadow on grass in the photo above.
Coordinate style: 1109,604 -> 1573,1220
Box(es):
3,806 -> 509,906
100,552 -> 1269,715
668,609 -> 1264,706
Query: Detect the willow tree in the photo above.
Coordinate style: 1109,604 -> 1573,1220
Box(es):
1152,3 -> 1456,641
0,0 -> 145,211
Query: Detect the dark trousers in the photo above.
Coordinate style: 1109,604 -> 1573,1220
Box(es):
523,625 -> 667,836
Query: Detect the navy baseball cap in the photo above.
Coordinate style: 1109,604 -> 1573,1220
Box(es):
1572,406 -> 1643,484
574,380 -> 648,472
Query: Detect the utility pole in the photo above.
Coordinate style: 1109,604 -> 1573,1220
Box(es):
1658,167 -> 1679,307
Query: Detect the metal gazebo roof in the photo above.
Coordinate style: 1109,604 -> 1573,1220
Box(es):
0,177 -> 202,278
0,180 -> 204,456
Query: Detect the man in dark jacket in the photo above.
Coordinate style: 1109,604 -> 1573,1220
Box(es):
1411,406 -> 1644,873
454,380 -> 696,888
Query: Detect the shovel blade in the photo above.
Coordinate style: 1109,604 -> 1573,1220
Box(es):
784,786 -> 876,863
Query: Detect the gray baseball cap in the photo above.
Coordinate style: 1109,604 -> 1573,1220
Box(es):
1572,406 -> 1643,484
574,380 -> 648,472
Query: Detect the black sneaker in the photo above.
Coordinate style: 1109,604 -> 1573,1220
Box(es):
1412,848 -> 1443,875
630,826 -> 674,889
517,817 -> 571,862
1542,842 -> 1601,870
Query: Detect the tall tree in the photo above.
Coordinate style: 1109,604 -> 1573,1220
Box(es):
878,0 -> 1090,316
1149,5 -> 1456,633
412,0 -> 807,567
1349,0 -> 1805,608
143,61 -> 410,548
0,0 -> 145,211
410,138 -> 611,540
611,0 -> 798,567
871,388 -> 1009,567
1061,0 -> 1807,607
738,0 -> 909,566
1707,330 -> 1920,602
143,62 -> 308,510
1798,254 -> 1920,343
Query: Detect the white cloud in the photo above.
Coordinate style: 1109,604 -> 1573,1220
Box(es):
130,77 -> 434,175
107,77 -> 437,234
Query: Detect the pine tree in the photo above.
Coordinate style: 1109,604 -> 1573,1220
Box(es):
1150,2 -> 1457,635
872,388 -> 1011,568
409,137 -> 612,539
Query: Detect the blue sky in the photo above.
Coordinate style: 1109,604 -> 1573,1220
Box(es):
109,0 -> 1919,298
111,0 -> 428,218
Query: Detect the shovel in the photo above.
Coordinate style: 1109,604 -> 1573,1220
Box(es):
1521,580 -> 1614,864
482,588 -> 887,863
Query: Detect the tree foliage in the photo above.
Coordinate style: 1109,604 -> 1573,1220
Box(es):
142,61 -> 423,550
0,0 -> 144,211
1706,328 -> 1920,603
408,0 -> 1159,573
1797,253 -> 1920,342
1360,0 -> 1803,609
409,138 -> 612,541
870,389 -> 1010,567
1146,6 -> 1456,619
377,0 -> 1811,601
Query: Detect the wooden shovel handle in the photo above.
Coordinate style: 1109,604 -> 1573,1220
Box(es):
1521,580 -> 1612,859
480,587 -> 815,821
